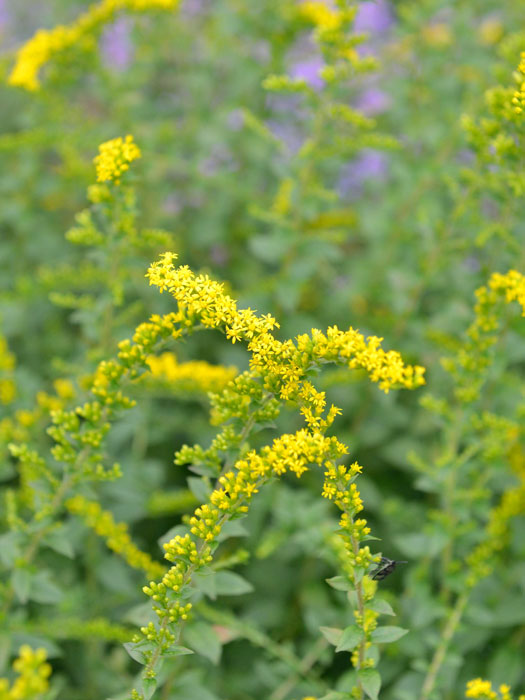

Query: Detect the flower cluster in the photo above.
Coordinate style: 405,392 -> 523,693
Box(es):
466,679 -> 524,700
65,494 -> 166,580
135,428 -> 350,669
298,2 -> 345,32
94,134 -> 141,184
118,253 -> 424,697
146,253 -> 425,399
8,0 -> 179,91
443,270 -> 525,402
511,51 -> 525,115
146,352 -> 237,395
0,334 -> 16,405
0,646 -> 51,699
465,471 -> 525,587
9,250 -> 422,700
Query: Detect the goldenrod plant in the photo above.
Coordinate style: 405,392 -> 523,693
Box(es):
1,1 -> 525,699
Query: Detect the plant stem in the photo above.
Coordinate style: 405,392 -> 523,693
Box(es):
419,591 -> 468,700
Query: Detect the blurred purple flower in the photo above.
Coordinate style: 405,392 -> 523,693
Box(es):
101,18 -> 132,71
289,56 -> 324,90
0,0 -> 8,30
266,120 -> 304,154
181,0 -> 208,16
354,0 -> 394,35
227,109 -> 245,131
356,87 -> 390,116
338,149 -> 388,195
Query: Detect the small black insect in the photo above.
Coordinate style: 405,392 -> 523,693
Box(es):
370,557 -> 408,581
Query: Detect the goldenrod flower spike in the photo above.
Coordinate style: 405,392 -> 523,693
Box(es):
0,645 -> 52,699
145,252 -> 426,397
94,134 -> 141,184
8,0 -> 179,91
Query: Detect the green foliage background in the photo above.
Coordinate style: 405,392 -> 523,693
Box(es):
0,1 -> 524,699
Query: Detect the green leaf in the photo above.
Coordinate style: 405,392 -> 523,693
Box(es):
187,476 -> 211,504
29,571 -> 63,604
319,626 -> 343,646
335,624 -> 364,652
347,590 -> 358,608
141,676 -> 157,700
123,641 -> 154,665
326,576 -> 351,591
160,646 -> 194,657
368,599 -> 396,616
42,525 -> 75,558
217,520 -> 249,541
215,571 -> 253,596
12,568 -> 32,604
123,602 -> 157,627
371,626 -> 408,643
194,569 -> 217,600
353,566 -> 365,584
184,622 -> 222,665
359,668 -> 381,700
0,532 -> 22,567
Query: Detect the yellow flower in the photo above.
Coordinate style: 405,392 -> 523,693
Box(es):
0,645 -> 52,699
8,0 -> 179,91
66,495 -> 166,579
299,2 -> 342,31
512,52 -> 525,115
146,352 -> 237,394
422,23 -> 453,47
94,135 -> 141,184
478,18 -> 503,45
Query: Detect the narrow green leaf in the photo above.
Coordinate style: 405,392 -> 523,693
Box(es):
160,646 -> 194,657
12,568 -> 32,604
353,566 -> 365,584
141,677 -> 157,700
347,590 -> 358,608
359,668 -> 381,700
371,626 -> 408,643
187,476 -> 211,504
319,626 -> 343,647
335,624 -> 364,652
326,575 -> 351,591
0,532 -> 22,567
123,642 -> 148,665
368,599 -> 396,616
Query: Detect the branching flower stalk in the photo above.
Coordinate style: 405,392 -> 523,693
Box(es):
114,251 -> 425,699
417,269 -> 525,700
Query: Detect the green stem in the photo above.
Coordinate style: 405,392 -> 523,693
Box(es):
418,591 -> 468,700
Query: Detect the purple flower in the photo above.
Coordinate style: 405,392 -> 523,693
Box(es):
0,0 -> 9,30
266,120 -> 304,154
100,18 -> 132,71
338,149 -> 388,195
289,56 -> 324,91
354,0 -> 394,35
356,87 -> 390,116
